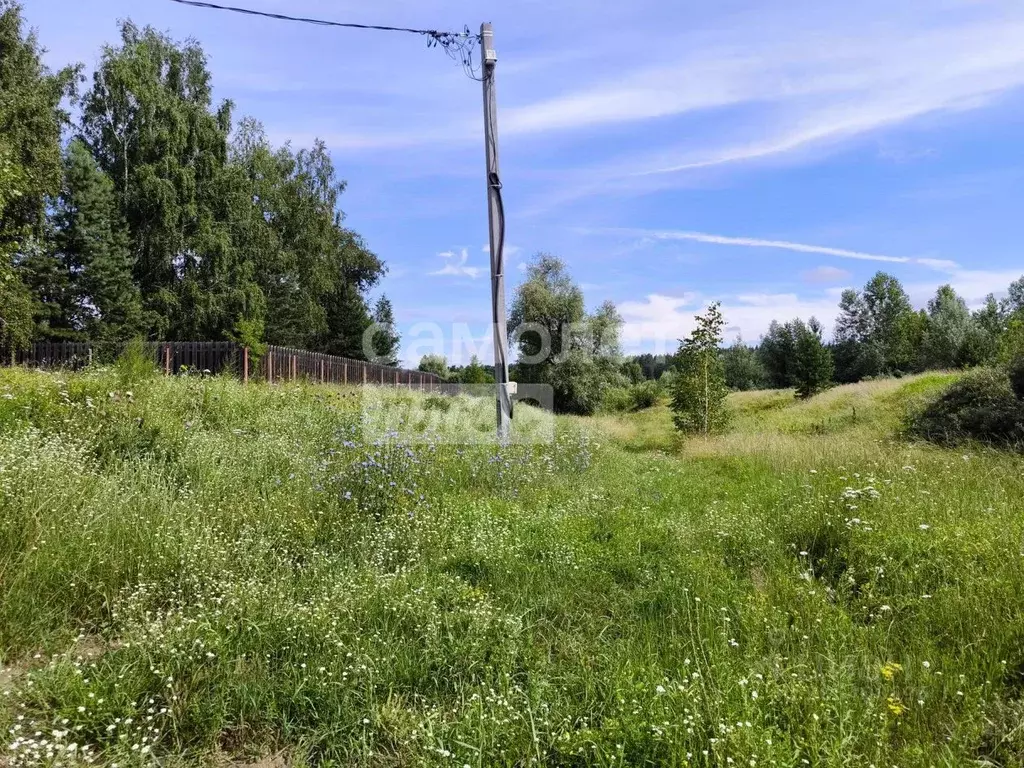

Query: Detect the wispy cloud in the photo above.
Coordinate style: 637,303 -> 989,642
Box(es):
586,227 -> 959,269
430,249 -> 483,279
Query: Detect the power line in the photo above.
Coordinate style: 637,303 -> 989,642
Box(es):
167,0 -> 483,79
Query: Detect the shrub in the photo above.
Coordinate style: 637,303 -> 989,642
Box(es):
629,380 -> 661,410
1009,357 -> 1024,400
601,386 -> 634,413
909,367 -> 1024,449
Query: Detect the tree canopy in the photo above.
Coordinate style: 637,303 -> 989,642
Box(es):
1,7 -> 385,357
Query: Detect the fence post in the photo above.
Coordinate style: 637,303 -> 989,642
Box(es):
291,355 -> 296,382
164,345 -> 171,376
243,347 -> 249,384
320,359 -> 324,384
343,362 -> 348,385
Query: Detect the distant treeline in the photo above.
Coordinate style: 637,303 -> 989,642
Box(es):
0,2 -> 400,363
627,271 -> 1024,392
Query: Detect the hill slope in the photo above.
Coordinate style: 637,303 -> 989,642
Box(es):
2,367 -> 1023,767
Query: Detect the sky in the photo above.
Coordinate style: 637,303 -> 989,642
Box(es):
24,0 -> 1024,365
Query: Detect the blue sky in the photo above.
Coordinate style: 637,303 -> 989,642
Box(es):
25,0 -> 1024,364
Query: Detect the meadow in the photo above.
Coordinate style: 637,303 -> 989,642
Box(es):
1,364 -> 1023,767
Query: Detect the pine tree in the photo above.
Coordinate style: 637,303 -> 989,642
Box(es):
369,295 -> 400,366
671,302 -> 729,435
792,317 -> 834,399
53,140 -> 142,342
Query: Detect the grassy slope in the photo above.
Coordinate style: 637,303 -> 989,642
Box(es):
2,368 -> 1024,767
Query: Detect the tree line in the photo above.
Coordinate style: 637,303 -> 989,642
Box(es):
717,271 -> 1024,394
0,2 -> 400,363
468,251 -> 1024,420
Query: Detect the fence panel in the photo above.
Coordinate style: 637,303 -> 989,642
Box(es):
5,341 -> 445,390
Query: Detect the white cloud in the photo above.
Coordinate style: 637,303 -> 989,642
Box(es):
616,266 -> 1024,355
618,291 -> 842,354
430,249 -> 483,279
588,227 -> 958,269
505,10 -> 1024,137
803,266 -> 852,284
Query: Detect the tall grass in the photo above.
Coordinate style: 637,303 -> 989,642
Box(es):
1,368 -> 1023,766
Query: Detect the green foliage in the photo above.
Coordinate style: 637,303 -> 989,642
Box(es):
834,273 -> 916,379
791,318 -> 834,399
1008,357 -> 1024,401
672,302 -> 729,434
510,254 -> 623,414
920,284 -> 973,369
910,367 -> 1024,449
52,140 -> 143,342
4,369 -> 1024,766
456,355 -> 493,384
999,314 -> 1024,364
602,380 -> 663,413
0,1 -> 78,350
368,295 -> 400,365
721,337 -> 767,390
631,352 -> 674,380
418,353 -> 450,379
543,349 -> 609,415
629,379 -> 662,410
620,359 -> 644,385
758,320 -> 797,388
600,385 -> 634,413
112,338 -> 158,386
0,1 -> 78,241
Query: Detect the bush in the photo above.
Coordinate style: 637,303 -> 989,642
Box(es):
600,381 -> 662,413
630,380 -> 661,410
1009,357 -> 1024,400
601,386 -> 634,413
910,367 -> 1024,449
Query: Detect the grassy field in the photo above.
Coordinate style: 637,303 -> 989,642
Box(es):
2,366 -> 1024,767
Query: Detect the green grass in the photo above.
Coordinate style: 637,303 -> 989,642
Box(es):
2,367 -> 1024,767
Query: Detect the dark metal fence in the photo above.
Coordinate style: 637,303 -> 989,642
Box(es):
6,340 -> 447,390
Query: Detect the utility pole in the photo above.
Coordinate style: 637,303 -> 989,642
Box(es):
481,22 -> 512,442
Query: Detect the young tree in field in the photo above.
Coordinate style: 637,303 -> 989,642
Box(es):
369,296 -> 400,366
792,318 -> 834,399
672,302 -> 729,435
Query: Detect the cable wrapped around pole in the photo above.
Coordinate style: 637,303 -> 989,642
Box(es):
481,23 -> 512,442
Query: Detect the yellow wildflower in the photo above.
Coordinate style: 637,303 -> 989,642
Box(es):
880,662 -> 903,681
886,695 -> 907,717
